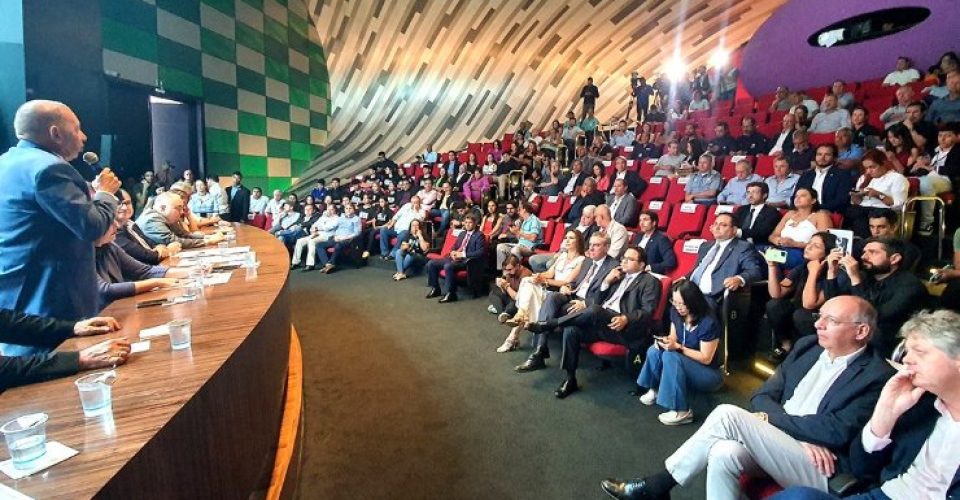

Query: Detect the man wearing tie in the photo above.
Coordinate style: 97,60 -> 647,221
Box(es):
425,215 -> 486,303
734,182 -> 782,245
688,213 -> 764,305
517,233 -> 619,372
528,247 -> 661,398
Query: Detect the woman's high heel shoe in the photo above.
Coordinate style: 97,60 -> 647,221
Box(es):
504,311 -> 528,327
496,334 -> 519,353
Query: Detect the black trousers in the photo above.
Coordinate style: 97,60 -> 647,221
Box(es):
425,257 -> 468,295
559,305 -> 637,374
488,287 -> 518,316
765,297 -> 817,346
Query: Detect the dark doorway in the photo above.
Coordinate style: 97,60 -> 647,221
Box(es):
150,95 -> 201,186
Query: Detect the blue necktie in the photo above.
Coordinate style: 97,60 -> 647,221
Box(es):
691,243 -> 719,286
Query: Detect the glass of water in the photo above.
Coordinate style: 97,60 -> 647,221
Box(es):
75,371 -> 115,417
168,319 -> 192,350
1,413 -> 49,469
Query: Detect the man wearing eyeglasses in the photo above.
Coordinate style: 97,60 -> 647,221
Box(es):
527,247 -> 660,398
136,192 -> 223,249
601,295 -> 894,500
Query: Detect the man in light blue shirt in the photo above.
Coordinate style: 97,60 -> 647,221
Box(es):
717,160 -> 764,206
610,120 -> 636,148
315,204 -> 362,273
835,127 -> 864,169
684,154 -> 722,205
291,205 -> 339,271
764,157 -> 800,208
495,201 -> 542,269
424,145 -> 438,164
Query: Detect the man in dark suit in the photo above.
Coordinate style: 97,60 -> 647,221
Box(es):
687,213 -> 765,304
528,247 -> 661,399
566,178 -> 606,224
115,189 -> 180,265
224,171 -> 251,222
425,214 -> 486,303
517,232 -> 619,372
558,159 -> 589,196
601,296 -> 894,499
607,156 -> 646,198
795,145 -> 856,213
631,210 -> 677,275
607,179 -> 639,227
0,101 -> 120,356
733,116 -> 769,156
0,308 -> 128,392
734,182 -> 782,245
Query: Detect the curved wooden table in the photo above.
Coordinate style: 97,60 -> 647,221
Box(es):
0,225 -> 297,499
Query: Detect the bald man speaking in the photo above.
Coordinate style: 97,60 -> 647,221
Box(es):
0,100 -> 121,355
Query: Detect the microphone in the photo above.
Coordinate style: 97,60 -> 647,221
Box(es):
83,152 -> 100,166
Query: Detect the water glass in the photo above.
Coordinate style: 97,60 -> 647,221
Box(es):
75,372 -> 114,417
1,413 -> 49,469
168,319 -> 192,350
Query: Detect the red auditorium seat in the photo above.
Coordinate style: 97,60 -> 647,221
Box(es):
754,155 -> 775,177
731,101 -> 755,116
639,176 -> 670,204
502,133 -> 513,148
665,202 -> 708,240
668,238 -> 706,280
714,99 -> 733,115
639,159 -> 658,181
756,120 -> 780,139
645,200 -> 672,230
440,152 -> 450,163
586,274 -> 673,363
699,204 -> 736,240
537,222 -> 570,254
830,212 -> 844,228
537,195 -> 567,220
805,86 -> 828,102
457,151 -> 469,163
689,109 -> 711,121
426,229 -> 459,260
739,474 -> 783,499
665,177 -> 688,204
535,219 -> 559,251
808,132 -> 835,147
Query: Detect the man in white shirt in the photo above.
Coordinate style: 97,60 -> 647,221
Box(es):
765,157 -> 800,208
717,160 -> 764,206
769,113 -> 798,156
610,120 -> 636,148
882,56 -> 921,86
879,86 -> 915,128
847,154 -> 909,238
290,204 -> 339,270
415,178 -> 439,212
595,204 -> 628,259
264,189 -> 284,220
379,196 -> 424,258
601,296 -> 895,500
915,124 -> 958,234
808,94 -> 852,134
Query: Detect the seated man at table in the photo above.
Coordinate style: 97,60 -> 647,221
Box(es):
313,203 -> 362,274
526,247 -> 660,398
600,296 -> 894,500
1,309 -> 129,392
774,309 -> 960,500
115,189 -> 180,265
137,192 -> 224,249
95,220 -> 187,311
425,214 -> 486,303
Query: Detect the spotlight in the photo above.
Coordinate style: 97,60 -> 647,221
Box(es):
710,49 -> 729,68
664,58 -> 686,81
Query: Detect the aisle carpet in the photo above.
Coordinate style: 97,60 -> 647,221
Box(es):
290,265 -> 762,499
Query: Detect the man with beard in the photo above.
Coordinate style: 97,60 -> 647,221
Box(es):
824,237 -> 928,356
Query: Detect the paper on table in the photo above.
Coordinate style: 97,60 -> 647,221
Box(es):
201,272 -> 232,286
130,340 -> 151,353
139,325 -> 169,339
0,442 -> 78,480
0,482 -> 33,500
177,246 -> 250,258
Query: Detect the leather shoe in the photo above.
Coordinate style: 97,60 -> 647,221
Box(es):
301,265 -> 315,272
290,263 -> 302,270
438,293 -> 458,303
514,355 -> 545,372
531,346 -> 550,360
554,378 -> 579,399
425,288 -> 442,299
600,478 -> 664,500
525,320 -> 557,334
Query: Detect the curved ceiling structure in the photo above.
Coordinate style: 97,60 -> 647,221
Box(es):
301,0 -> 786,186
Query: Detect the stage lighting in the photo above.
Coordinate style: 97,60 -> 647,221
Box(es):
710,49 -> 730,68
665,58 -> 686,81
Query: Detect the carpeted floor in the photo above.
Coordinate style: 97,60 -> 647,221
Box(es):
290,264 -> 762,500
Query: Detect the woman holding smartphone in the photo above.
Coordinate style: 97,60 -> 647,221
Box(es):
635,280 -> 723,426
391,219 -> 430,281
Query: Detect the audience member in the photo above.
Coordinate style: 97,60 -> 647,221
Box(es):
834,127 -> 864,169
901,101 -> 938,153
312,203 -> 362,274
914,123 -> 960,233
769,113 -> 798,156
529,205 -> 597,273
717,160 -> 764,206
607,179 -> 639,227
884,123 -> 921,173
825,237 -> 929,356
632,210 -> 677,274
846,150 -> 909,238
654,141 -> 685,177
784,129 -> 816,172
687,213 -> 764,304
636,280 -> 722,425
559,160 -> 588,195
495,202 -> 541,269
379,196 -> 425,259
137,192 -> 223,249
595,204 -> 628,259
600,296 -> 893,500
808,94 -> 851,133
927,69 -> 960,124
765,157 -> 801,208
291,204 -> 339,271
684,153 -> 722,205
707,122 -> 737,157
132,170 -> 156,216
607,156 -> 646,197
883,56 -> 921,86
768,86 -> 792,112
880,86 -> 915,128
462,169 -> 491,205
829,80 -> 855,109
580,77 -> 599,116
424,215 -> 486,303
796,144 -> 855,213
264,189 -> 284,220
269,201 -> 302,236
224,171 -> 251,222
850,105 -> 881,147
187,180 -> 219,216
769,187 -> 833,268
735,182 -> 783,244
851,208 -> 920,272
360,198 -> 394,259
487,255 -> 531,316
734,117 -> 769,156
678,123 -> 706,160
566,177 -> 606,224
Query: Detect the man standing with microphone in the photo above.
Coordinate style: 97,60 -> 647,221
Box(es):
0,100 -> 121,355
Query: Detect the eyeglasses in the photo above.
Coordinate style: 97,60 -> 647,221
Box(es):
812,313 -> 863,327
670,300 -> 688,309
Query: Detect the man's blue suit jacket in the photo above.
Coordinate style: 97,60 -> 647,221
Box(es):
0,140 -> 117,354
453,230 -> 486,260
642,231 -> 677,275
796,166 -> 856,213
687,238 -> 764,300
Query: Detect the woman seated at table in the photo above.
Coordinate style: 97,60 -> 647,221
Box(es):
391,219 -> 430,281
763,231 -> 835,362
635,280 -> 722,426
95,221 -> 188,311
767,187 -> 833,269
497,230 -> 584,353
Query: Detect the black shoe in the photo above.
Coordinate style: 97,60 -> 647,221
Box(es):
425,288 -> 442,299
554,378 -> 579,399
526,320 -> 557,334
600,478 -> 664,500
515,355 -> 545,372
531,346 -> 550,360
438,293 -> 458,303
301,265 -> 315,272
290,263 -> 302,270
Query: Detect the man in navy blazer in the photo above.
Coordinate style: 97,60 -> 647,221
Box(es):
734,183 -> 783,245
631,210 -> 677,275
517,232 -> 619,372
0,101 -> 120,355
795,145 -> 856,213
601,296 -> 894,500
425,214 -> 486,303
686,213 -> 764,304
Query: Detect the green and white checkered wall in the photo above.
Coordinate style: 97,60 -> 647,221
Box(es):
100,0 -> 330,193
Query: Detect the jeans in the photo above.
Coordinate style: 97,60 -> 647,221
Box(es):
528,253 -> 556,273
379,227 -> 409,255
275,228 -> 305,247
393,248 -> 424,275
771,486 -> 890,500
637,347 -> 723,411
430,209 -> 451,234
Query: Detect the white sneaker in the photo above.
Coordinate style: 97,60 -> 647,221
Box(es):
487,305 -> 498,314
639,389 -> 658,406
658,410 -> 694,426
498,312 -> 511,323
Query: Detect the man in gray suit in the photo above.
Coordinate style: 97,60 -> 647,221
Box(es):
687,212 -> 764,304
136,192 -> 223,249
517,232 -> 619,372
606,179 -> 639,227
